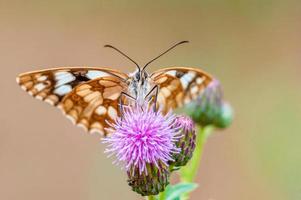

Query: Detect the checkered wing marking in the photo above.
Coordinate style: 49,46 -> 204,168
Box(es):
150,67 -> 213,113
59,76 -> 128,136
16,67 -> 128,105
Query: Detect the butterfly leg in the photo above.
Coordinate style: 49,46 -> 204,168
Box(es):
153,86 -> 159,112
119,92 -> 136,118
145,85 -> 159,112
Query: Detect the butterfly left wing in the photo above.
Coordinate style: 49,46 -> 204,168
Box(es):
150,67 -> 213,113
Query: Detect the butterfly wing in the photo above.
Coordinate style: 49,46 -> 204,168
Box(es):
17,67 -> 129,136
150,67 -> 213,113
59,76 -> 128,136
17,67 -> 128,105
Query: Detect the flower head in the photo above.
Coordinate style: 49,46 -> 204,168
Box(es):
170,115 -> 196,167
103,105 -> 180,175
186,79 -> 232,128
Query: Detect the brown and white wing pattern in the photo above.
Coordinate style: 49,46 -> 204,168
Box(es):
150,67 -> 213,113
59,77 -> 128,136
16,67 -> 128,105
16,67 -> 129,136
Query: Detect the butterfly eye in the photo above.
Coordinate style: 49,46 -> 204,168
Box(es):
143,71 -> 148,79
135,73 -> 140,81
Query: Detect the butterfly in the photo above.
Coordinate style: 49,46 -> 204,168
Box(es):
16,41 -> 213,136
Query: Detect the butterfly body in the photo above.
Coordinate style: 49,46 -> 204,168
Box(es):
126,69 -> 152,107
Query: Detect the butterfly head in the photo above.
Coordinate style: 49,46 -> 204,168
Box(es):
135,69 -> 148,83
126,69 -> 150,106
128,69 -> 149,88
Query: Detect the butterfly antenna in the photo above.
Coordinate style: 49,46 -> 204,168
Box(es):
104,44 -> 141,72
142,40 -> 189,71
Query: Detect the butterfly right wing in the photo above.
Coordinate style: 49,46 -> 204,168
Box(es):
59,76 -> 128,136
16,66 -> 128,105
17,67 -> 129,136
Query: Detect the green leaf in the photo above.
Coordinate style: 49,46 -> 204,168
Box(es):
165,183 -> 198,200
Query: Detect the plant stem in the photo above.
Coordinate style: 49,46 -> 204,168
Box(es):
179,126 -> 213,199
147,195 -> 155,200
158,191 -> 165,200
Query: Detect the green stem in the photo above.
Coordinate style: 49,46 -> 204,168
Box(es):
158,191 -> 165,200
180,126 -> 212,182
179,126 -> 213,198
147,195 -> 155,200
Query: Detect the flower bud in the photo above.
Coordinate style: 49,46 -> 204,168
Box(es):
170,115 -> 196,167
185,79 -> 232,128
214,102 -> 233,129
127,162 -> 170,196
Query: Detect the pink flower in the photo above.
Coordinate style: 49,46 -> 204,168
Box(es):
103,105 -> 180,175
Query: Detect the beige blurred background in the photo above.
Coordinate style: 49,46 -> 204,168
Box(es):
1,0 -> 301,199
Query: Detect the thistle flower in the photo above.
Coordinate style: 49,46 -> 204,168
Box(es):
170,115 -> 196,167
186,79 -> 233,128
103,105 -> 180,196
127,162 -> 170,196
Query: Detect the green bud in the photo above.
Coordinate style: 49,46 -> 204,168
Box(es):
127,162 -> 170,196
185,79 -> 232,128
214,102 -> 233,128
